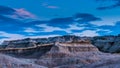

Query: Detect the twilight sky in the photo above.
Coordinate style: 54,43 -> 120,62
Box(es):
0,0 -> 120,42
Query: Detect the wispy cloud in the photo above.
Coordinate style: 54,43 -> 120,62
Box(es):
0,31 -> 25,39
0,6 -> 37,21
96,0 -> 120,10
35,24 -> 85,33
0,31 -> 25,43
26,35 -> 61,39
42,3 -> 59,9
13,8 -> 37,20
65,24 -> 85,33
24,28 -> 39,33
36,24 -> 63,32
74,30 -> 99,37
90,17 -> 120,26
0,31 -> 60,43
96,29 -> 112,33
47,6 -> 59,9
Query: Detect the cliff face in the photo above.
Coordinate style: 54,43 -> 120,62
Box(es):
0,39 -> 101,68
0,42 -> 98,58
92,35 -> 120,53
0,35 -> 91,48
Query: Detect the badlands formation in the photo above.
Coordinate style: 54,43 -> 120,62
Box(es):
0,35 -> 120,68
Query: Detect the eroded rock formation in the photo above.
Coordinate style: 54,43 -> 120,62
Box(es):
1,34 -> 120,53
92,35 -> 120,53
0,35 -> 120,68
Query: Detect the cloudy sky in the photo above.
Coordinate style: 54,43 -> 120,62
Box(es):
0,0 -> 120,42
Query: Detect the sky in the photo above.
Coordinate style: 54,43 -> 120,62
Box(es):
0,0 -> 120,42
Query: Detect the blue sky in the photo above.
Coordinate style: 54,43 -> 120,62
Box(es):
0,0 -> 120,42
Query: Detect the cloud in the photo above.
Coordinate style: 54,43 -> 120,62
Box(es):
47,6 -> 59,9
0,5 -> 114,39
23,13 -> 100,35
35,24 -> 85,34
90,17 -> 120,26
96,29 -> 112,33
0,31 -> 25,43
74,13 -> 101,22
48,17 -> 74,27
13,8 -> 36,19
24,28 -> 39,33
0,6 -> 19,22
74,30 -> 99,37
98,22 -> 120,35
1,6 -> 99,36
0,31 -> 61,44
96,0 -> 120,10
29,13 -> 100,28
0,31 -> 25,39
0,5 -> 37,20
65,24 -> 85,33
36,24 -> 63,32
0,5 -> 38,34
0,5 -> 15,15
26,35 -> 61,39
42,3 -> 59,9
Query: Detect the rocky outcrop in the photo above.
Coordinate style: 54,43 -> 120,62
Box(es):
0,44 -> 53,58
0,35 -> 91,48
1,38 -> 37,49
91,35 -> 120,53
32,42 -> 100,67
0,41 -> 98,58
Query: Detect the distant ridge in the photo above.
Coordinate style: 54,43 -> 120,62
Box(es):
0,34 -> 120,53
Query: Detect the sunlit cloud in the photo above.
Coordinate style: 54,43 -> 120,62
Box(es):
13,8 -> 37,20
74,30 -> 99,37
90,17 -> 120,26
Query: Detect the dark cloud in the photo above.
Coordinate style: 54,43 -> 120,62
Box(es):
28,13 -> 101,28
96,0 -> 120,10
49,17 -> 74,24
48,17 -> 74,27
27,17 -> 74,28
50,17 -> 74,24
97,3 -> 120,10
74,13 -> 101,22
0,5 -> 15,15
